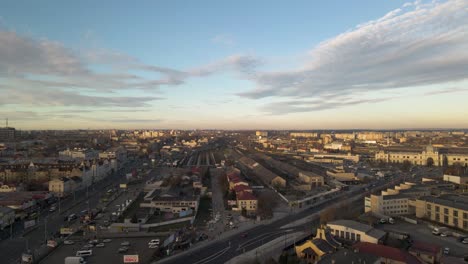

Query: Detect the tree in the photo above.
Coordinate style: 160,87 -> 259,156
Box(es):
130,213 -> 138,223
401,160 -> 412,172
257,191 -> 278,219
427,157 -> 434,167
320,206 -> 336,224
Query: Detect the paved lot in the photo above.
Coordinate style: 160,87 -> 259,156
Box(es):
41,237 -> 160,264
377,221 -> 468,257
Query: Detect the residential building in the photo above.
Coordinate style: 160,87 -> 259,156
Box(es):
255,131 -> 268,137
48,177 -> 73,197
0,127 -> 15,142
327,220 -> 386,244
236,191 -> 257,215
59,148 -> 99,160
415,194 -> 468,231
290,132 -> 317,138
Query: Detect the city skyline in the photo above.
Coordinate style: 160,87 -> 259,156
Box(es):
1,0 -> 468,129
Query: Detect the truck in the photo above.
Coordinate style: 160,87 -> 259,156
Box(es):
64,256 -> 86,264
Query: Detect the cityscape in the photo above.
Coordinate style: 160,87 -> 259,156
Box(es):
1,0 -> 468,264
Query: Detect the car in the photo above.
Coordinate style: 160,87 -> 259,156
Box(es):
76,250 -> 93,257
148,243 -> 158,249
432,230 -> 440,236
462,238 -> 468,244
149,239 -> 160,245
379,219 -> 387,224
103,239 -> 112,243
118,246 -> 129,253
82,244 -> 94,249
89,239 -> 99,244
443,247 -> 450,255
95,243 -> 105,248
63,240 -> 74,245
49,207 -> 56,212
120,241 -> 130,246
440,232 -> 448,237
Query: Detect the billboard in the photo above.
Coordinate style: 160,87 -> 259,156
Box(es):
60,227 -> 73,235
24,219 -> 36,229
123,255 -> 139,263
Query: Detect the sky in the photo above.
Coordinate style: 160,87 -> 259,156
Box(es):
1,0 -> 467,130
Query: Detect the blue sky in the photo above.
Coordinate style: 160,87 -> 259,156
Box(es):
1,0 -> 467,129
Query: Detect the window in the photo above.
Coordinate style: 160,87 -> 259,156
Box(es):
464,221 -> 468,229
454,210 -> 458,217
444,208 -> 449,214
426,204 -> 431,210
357,234 -> 361,241
435,206 -> 440,212
463,212 -> 467,219
454,218 -> 458,227
444,215 -> 449,224
435,213 -> 440,221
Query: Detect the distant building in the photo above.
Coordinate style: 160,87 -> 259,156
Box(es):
290,132 -> 317,138
375,145 -> 468,167
59,148 -> 99,160
255,131 -> 268,137
0,127 -> 15,142
353,242 -> 422,264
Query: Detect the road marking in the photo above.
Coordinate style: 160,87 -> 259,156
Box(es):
192,245 -> 230,264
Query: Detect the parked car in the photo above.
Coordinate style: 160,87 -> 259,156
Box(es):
120,241 -> 130,246
462,238 -> 468,244
63,240 -> 74,245
82,244 -> 94,249
95,243 -> 105,248
103,239 -> 112,243
118,247 -> 129,253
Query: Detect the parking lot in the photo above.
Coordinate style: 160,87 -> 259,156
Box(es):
41,237 -> 161,264
377,221 -> 468,257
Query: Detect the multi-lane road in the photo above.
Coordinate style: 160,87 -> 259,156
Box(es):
0,159 -> 142,264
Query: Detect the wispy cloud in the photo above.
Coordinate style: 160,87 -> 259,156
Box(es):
239,0 -> 468,111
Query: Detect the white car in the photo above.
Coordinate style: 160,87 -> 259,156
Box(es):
149,239 -> 160,245
462,238 -> 468,244
120,241 -> 130,246
444,247 -> 450,255
148,243 -> 158,249
103,239 -> 112,243
95,243 -> 105,248
63,240 -> 74,245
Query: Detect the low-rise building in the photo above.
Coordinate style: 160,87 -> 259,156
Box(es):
48,177 -> 73,197
409,241 -> 441,264
415,194 -> 468,231
353,242 -> 422,264
327,220 -> 386,244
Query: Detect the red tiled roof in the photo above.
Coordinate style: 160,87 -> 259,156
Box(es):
233,185 -> 252,193
354,242 -> 422,264
410,241 -> 441,256
236,191 -> 257,201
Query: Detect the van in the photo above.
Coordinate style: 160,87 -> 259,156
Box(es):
76,250 -> 92,257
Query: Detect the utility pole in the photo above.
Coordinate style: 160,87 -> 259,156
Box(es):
44,216 -> 47,243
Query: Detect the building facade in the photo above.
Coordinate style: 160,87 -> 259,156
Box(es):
375,145 -> 468,167
415,195 -> 468,231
